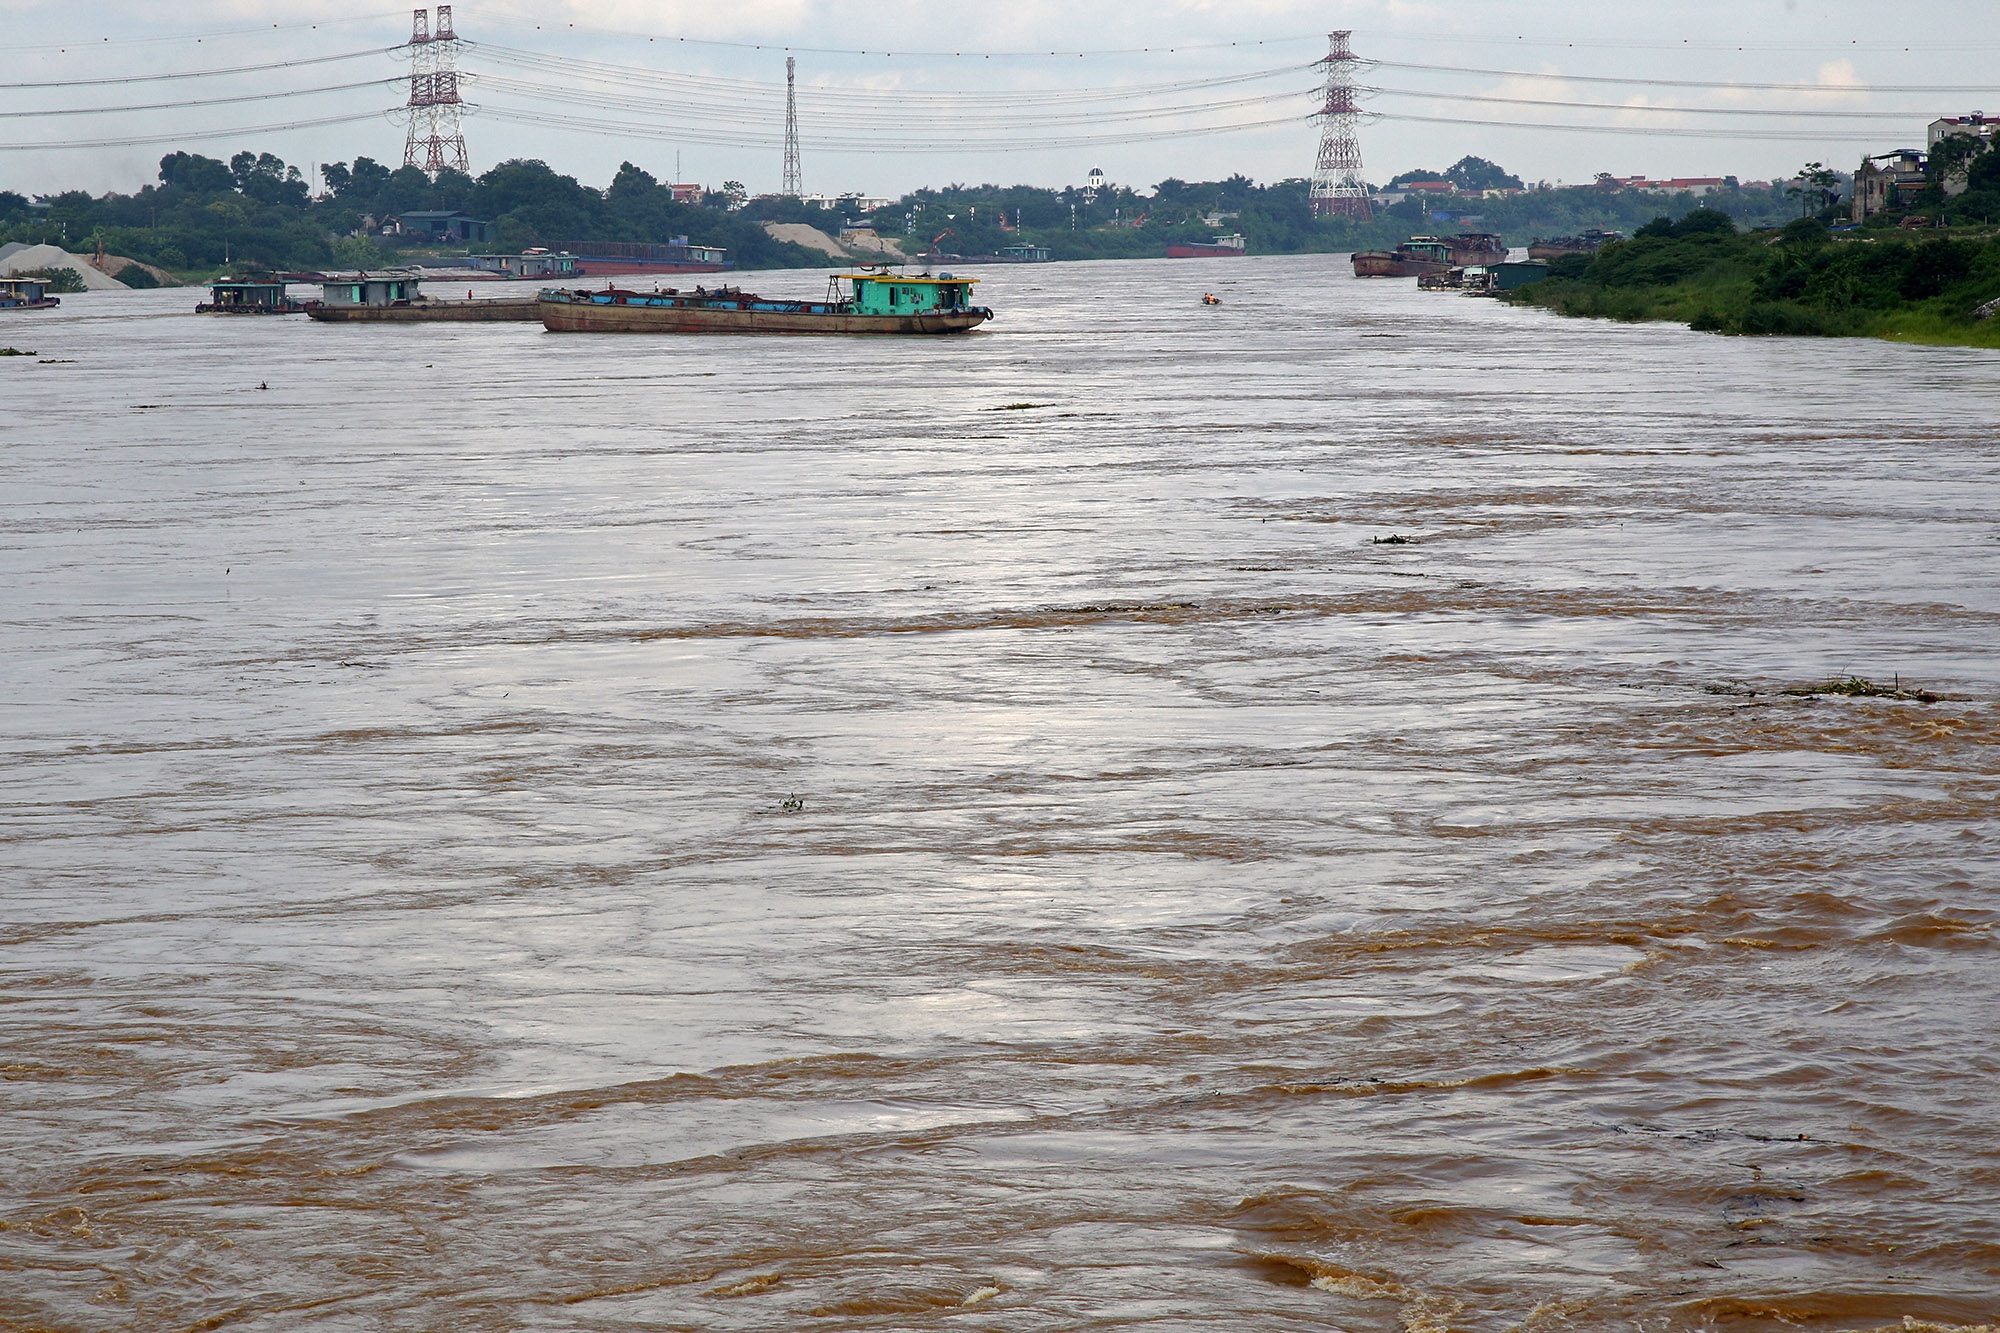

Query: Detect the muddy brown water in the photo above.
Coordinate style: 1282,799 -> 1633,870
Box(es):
3,258 -> 1998,1331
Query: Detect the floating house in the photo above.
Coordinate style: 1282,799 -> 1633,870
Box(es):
0,276 -> 60,310
316,274 -> 424,308
467,251 -> 578,278
195,281 -> 304,314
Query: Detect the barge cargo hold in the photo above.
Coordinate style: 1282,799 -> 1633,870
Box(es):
1351,237 -> 1456,278
305,273 -> 541,323
540,273 -> 991,335
1166,232 -> 1248,259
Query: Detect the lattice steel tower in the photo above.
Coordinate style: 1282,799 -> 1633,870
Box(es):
781,56 -> 803,197
1310,30 -> 1372,222
403,6 -> 468,177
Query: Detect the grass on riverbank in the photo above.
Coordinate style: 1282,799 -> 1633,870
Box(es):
1510,213 -> 2000,348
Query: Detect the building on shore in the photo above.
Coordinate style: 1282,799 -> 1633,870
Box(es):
1929,113 -> 1995,151
1852,149 -> 1930,222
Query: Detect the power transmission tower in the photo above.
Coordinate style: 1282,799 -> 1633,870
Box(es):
403,6 -> 468,178
781,56 -> 803,197
1310,30 -> 1372,222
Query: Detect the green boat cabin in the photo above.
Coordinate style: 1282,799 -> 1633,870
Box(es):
845,274 -> 979,316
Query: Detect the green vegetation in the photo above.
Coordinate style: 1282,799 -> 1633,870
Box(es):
0,146 -> 1800,278
1782,676 -> 1939,702
0,347 -> 35,357
1512,211 -> 2000,347
11,267 -> 86,293
0,150 -> 823,280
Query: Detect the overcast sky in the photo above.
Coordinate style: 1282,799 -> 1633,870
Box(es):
2,0 -> 1995,199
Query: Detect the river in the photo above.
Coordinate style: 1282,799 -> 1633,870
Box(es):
3,256 -> 1997,1330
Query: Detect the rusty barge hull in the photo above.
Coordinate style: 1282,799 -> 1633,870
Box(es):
539,298 -> 989,336
1351,251 -> 1453,278
307,300 -> 541,323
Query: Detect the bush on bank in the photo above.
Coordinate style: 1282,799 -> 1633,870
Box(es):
1511,211 -> 2000,347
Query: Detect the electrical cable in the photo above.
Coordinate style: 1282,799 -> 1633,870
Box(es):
1362,85 -> 1960,120
0,109 -> 392,152
476,102 -> 1307,151
0,77 -> 406,119
0,46 -> 400,90
471,22 -> 1323,60
0,13 -> 407,54
468,44 -> 1313,105
1368,58 -> 2000,96
1368,110 -> 1909,143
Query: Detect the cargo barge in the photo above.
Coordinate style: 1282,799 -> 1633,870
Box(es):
0,277 -> 60,311
540,272 -> 991,335
304,273 -> 540,323
1352,237 -> 1456,278
552,238 -> 732,277
1166,232 -> 1247,259
196,280 -> 307,314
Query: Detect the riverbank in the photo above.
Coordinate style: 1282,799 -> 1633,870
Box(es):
1509,213 -> 2000,348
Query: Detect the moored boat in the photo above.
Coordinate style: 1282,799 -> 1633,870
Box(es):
1446,232 -> 1507,266
1351,237 -> 1456,278
305,272 -> 539,322
196,280 -> 306,314
1167,232 -> 1248,259
540,272 -> 992,335
1527,229 -> 1620,261
0,277 -> 60,311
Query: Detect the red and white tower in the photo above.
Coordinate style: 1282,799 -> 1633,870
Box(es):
403,6 -> 469,177
1310,30 -> 1372,222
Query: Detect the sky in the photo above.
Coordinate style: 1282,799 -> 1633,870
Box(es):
2,0 -> 1996,199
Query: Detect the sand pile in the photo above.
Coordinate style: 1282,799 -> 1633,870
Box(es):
0,242 -> 152,291
760,222 -> 905,262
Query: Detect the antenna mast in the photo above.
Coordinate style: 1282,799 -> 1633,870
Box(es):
1310,30 -> 1372,221
404,6 -> 468,178
781,56 -> 803,197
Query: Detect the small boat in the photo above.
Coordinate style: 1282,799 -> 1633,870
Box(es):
196,280 -> 306,314
0,277 -> 60,311
307,274 -> 538,323
1167,233 -> 1248,259
1351,237 -> 1455,278
540,272 -> 992,335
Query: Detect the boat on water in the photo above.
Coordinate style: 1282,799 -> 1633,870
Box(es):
1167,233 -> 1247,259
552,238 -> 732,277
306,273 -> 538,323
1351,237 -> 1456,278
1527,229 -> 1621,261
196,280 -> 307,315
540,272 -> 992,335
0,277 -> 60,311
1445,232 -> 1507,266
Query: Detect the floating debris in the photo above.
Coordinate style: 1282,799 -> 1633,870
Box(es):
0,347 -> 35,357
1782,675 -> 1938,703
1371,534 -> 1417,546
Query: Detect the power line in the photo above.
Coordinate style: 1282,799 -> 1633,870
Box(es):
0,13 -> 407,54
0,77 -> 404,120
0,109 -> 392,153
1369,111 -> 1907,143
473,22 -> 1324,60
468,43 -> 1312,105
0,47 -> 401,91
1369,58 -> 2000,95
1363,85 -> 1964,120
476,103 -> 1306,151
